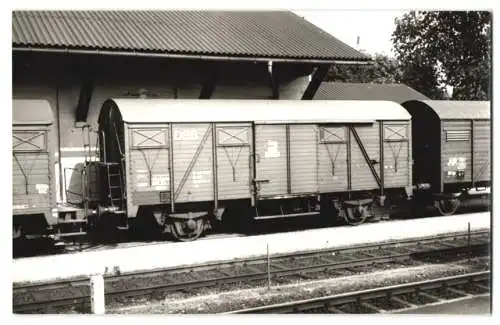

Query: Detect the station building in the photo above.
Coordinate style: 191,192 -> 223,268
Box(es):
12,11 -> 369,202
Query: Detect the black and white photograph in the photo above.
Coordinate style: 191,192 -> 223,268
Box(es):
9,4 -> 492,317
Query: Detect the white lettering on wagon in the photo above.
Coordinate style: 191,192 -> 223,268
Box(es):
135,173 -> 170,190
264,140 -> 280,158
152,174 -> 169,188
192,170 -> 211,188
135,173 -> 149,188
447,157 -> 467,170
36,184 -> 49,194
174,129 -> 199,141
13,204 -> 29,210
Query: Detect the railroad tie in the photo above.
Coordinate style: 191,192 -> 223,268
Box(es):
474,283 -> 490,291
390,296 -> 417,308
271,264 -> 288,271
326,305 -> 344,314
446,287 -> 472,297
436,241 -> 460,249
217,269 -> 233,277
245,265 -> 263,274
360,301 -> 385,313
318,257 -> 335,264
418,291 -> 443,302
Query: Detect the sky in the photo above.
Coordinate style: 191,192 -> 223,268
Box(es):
296,10 -> 408,57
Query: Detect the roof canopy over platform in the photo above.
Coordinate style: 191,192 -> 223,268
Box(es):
314,82 -> 429,103
12,99 -> 54,125
101,99 -> 411,124
403,100 -> 490,120
12,11 -> 369,63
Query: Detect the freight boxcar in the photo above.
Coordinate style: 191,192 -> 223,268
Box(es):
12,99 -> 57,239
95,99 -> 412,241
402,100 -> 491,215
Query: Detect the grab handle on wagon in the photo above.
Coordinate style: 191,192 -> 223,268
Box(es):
254,179 -> 271,184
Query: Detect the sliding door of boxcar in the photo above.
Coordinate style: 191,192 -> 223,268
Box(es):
254,125 -> 287,197
216,124 -> 252,200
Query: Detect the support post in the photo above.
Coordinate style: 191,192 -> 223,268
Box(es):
267,243 -> 271,290
90,274 -> 105,314
468,222 -> 471,250
199,63 -> 218,99
301,64 -> 330,100
74,67 -> 94,122
268,61 -> 280,99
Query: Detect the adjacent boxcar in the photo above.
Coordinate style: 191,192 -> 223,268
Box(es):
12,99 -> 56,238
97,99 -> 412,240
402,100 -> 491,215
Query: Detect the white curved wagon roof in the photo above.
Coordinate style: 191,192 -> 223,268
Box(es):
12,99 -> 54,125
106,99 -> 411,124
406,100 -> 490,120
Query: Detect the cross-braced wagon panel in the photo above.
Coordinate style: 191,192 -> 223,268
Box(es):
216,124 -> 252,200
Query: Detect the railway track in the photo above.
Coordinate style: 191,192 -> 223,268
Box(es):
13,230 -> 490,314
224,271 -> 491,314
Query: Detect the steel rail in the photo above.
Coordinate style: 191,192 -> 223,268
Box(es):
13,230 -> 490,313
223,271 -> 491,314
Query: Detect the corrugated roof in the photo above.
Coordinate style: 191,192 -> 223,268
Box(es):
12,11 -> 369,62
405,100 -> 491,120
314,82 -> 429,103
104,99 -> 410,124
12,99 -> 54,125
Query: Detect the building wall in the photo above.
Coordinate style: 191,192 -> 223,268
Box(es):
13,53 -> 313,203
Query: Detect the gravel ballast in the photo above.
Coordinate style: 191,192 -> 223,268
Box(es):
108,259 -> 489,314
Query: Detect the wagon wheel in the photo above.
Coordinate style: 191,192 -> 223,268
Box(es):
436,198 -> 461,216
170,218 -> 205,242
343,205 -> 369,226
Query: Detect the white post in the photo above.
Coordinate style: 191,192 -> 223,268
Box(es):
267,243 -> 271,290
90,274 -> 105,314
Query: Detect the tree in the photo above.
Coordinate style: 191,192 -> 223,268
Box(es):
326,53 -> 402,84
392,11 -> 491,100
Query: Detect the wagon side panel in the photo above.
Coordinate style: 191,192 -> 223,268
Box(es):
382,121 -> 411,188
172,123 -> 214,203
254,124 -> 287,197
290,124 -> 319,194
473,120 -> 491,183
317,125 -> 348,192
12,128 -> 52,217
442,120 -> 472,184
216,123 -> 252,200
128,125 -> 171,207
350,123 -> 380,191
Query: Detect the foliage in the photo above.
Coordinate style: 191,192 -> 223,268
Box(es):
392,11 -> 491,100
325,53 -> 402,84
